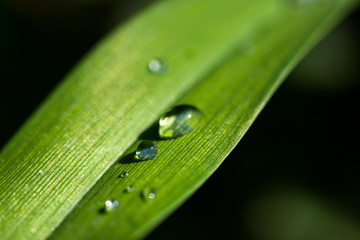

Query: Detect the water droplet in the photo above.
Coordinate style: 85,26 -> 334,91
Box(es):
159,105 -> 202,139
135,141 -> 158,160
141,188 -> 156,202
148,59 -> 166,74
104,199 -> 120,213
125,185 -> 136,193
39,170 -> 43,175
120,172 -> 129,178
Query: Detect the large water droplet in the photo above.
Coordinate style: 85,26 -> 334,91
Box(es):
120,172 -> 129,178
141,188 -> 156,202
104,199 -> 120,213
159,105 -> 202,139
148,59 -> 166,74
125,185 -> 136,193
135,141 -> 158,160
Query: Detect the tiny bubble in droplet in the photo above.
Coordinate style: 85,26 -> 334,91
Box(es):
147,59 -> 166,74
120,172 -> 129,178
125,185 -> 136,193
104,199 -> 120,213
135,141 -> 158,160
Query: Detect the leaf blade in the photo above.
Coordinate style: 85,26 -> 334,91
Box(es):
49,1 -> 359,239
0,0 -> 358,240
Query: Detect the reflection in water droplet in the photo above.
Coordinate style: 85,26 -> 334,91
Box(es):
120,172 -> 129,178
104,199 -> 120,213
159,105 -> 202,139
125,185 -> 136,193
148,59 -> 166,74
141,188 -> 156,202
135,141 -> 158,160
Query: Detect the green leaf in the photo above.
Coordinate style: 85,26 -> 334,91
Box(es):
0,0 -> 358,240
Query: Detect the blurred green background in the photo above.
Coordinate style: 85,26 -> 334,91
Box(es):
1,0 -> 359,239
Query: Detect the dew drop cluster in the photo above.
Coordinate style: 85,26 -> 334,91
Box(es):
100,60 -> 203,214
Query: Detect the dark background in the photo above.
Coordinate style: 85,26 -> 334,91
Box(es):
1,1 -> 359,239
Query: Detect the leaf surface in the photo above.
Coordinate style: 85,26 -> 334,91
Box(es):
0,0 -> 358,239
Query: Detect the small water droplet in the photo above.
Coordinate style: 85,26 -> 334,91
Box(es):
120,172 -> 129,178
104,199 -> 120,213
159,105 -> 202,139
39,170 -> 43,175
135,141 -> 158,160
148,59 -> 166,74
125,185 -> 136,193
141,188 -> 156,202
